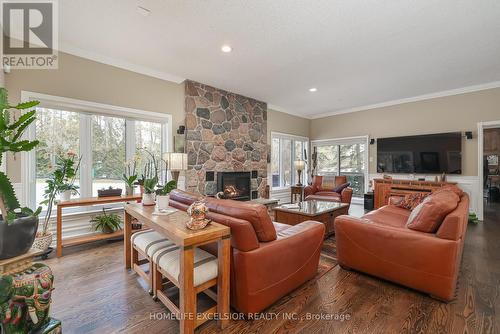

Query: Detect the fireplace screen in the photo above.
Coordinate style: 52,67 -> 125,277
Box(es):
216,172 -> 251,201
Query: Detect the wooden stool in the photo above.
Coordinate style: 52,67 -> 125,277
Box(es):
152,246 -> 219,330
131,230 -> 174,293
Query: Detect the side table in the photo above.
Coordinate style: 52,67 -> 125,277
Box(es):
290,185 -> 304,203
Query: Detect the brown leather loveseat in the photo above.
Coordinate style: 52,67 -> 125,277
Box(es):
169,189 -> 326,314
335,189 -> 469,301
304,175 -> 353,208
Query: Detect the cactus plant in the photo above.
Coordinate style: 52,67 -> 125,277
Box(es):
0,87 -> 42,221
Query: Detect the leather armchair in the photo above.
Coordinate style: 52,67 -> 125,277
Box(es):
335,193 -> 469,301
304,175 -> 353,208
169,190 -> 325,314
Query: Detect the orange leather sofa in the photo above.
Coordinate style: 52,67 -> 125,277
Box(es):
304,175 -> 353,208
335,192 -> 469,301
169,189 -> 325,314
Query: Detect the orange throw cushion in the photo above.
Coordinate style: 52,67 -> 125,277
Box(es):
396,192 -> 429,210
406,190 -> 460,233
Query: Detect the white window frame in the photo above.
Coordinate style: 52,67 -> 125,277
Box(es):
271,131 -> 309,190
311,135 -> 369,199
20,91 -> 173,211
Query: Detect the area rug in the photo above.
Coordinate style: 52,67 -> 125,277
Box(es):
315,235 -> 338,279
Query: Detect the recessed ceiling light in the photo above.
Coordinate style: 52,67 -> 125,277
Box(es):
137,6 -> 151,16
309,88 -> 317,92
221,45 -> 232,53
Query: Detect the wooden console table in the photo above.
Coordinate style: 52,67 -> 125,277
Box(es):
56,195 -> 142,257
373,179 -> 456,209
124,204 -> 231,333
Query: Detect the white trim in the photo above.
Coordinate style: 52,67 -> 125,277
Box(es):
478,120 -> 500,221
60,42 -> 185,84
271,131 -> 309,141
21,91 -> 171,123
311,81 -> 500,119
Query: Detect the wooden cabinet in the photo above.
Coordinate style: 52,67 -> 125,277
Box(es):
373,179 -> 456,209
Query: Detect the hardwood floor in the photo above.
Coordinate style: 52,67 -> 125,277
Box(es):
43,203 -> 500,334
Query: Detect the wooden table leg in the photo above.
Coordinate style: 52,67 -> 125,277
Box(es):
180,245 -> 195,334
217,236 -> 230,329
56,205 -> 63,257
124,211 -> 132,269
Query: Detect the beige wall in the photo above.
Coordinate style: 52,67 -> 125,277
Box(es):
267,108 -> 310,140
4,52 -> 310,182
310,88 -> 500,176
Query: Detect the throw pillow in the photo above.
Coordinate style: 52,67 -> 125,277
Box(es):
320,176 -> 336,191
396,192 -> 429,210
332,182 -> 350,193
406,190 -> 460,233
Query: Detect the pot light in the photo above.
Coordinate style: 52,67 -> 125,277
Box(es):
221,45 -> 232,53
309,88 -> 317,92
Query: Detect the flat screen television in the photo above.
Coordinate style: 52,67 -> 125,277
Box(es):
377,132 -> 462,174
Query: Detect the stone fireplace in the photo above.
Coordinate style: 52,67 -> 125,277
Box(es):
184,80 -> 268,197
217,171 -> 251,201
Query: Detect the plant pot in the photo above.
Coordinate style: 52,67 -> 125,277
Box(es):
0,215 -> 39,260
60,190 -> 71,201
32,232 -> 53,251
126,186 -> 134,196
101,225 -> 115,234
156,195 -> 169,210
142,193 -> 156,206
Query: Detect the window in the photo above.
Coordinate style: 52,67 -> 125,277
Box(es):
91,115 -> 126,196
271,133 -> 309,189
312,137 -> 368,198
24,93 -> 171,212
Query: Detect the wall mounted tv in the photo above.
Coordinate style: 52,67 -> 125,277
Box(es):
377,132 -> 462,174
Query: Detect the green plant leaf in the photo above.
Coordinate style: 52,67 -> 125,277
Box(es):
0,88 -> 8,111
12,100 -> 39,110
8,109 -> 36,130
0,171 -> 20,212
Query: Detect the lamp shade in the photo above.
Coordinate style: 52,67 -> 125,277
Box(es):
164,152 -> 188,171
294,160 -> 306,171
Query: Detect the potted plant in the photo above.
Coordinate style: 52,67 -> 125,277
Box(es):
58,152 -> 81,201
122,157 -> 138,196
33,152 -> 81,252
90,208 -> 122,234
0,88 -> 42,259
155,180 -> 177,210
142,177 -> 157,206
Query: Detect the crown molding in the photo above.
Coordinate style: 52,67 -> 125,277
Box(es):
267,103 -> 311,119
310,81 -> 500,119
59,42 -> 186,84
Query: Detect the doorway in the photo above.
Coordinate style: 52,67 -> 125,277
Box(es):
478,121 -> 500,220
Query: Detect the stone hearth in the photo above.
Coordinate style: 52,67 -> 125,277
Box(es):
184,80 -> 268,197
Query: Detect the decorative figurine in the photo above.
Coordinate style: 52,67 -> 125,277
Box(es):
186,201 -> 211,230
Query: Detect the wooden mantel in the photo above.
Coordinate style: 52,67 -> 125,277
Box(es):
373,178 -> 456,209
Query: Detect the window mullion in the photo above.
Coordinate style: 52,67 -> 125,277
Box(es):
79,114 -> 92,199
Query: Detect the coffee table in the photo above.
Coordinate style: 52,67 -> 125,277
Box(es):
274,200 -> 349,237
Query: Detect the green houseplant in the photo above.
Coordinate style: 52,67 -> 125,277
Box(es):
90,208 -> 122,234
33,152 -> 82,251
0,88 -> 42,259
142,176 -> 158,206
155,180 -> 177,210
122,156 -> 138,196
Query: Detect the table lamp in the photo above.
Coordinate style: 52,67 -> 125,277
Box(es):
294,159 -> 306,186
164,152 -> 188,183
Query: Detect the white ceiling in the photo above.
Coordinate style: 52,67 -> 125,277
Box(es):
59,0 -> 500,118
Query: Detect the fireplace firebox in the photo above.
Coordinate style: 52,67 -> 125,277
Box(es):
217,172 -> 251,201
